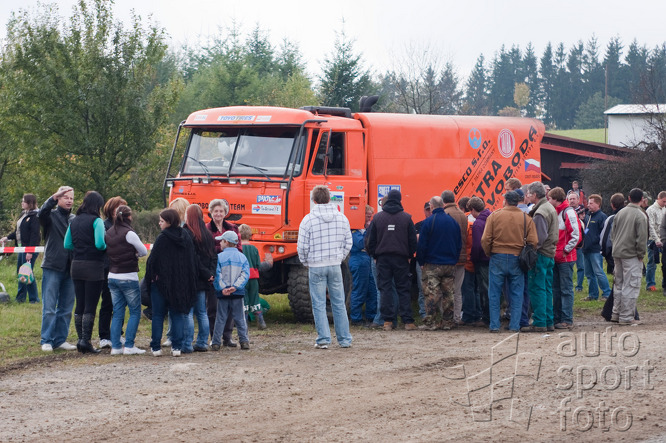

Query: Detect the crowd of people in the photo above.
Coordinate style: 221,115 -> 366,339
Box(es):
321,180 -> 666,347
2,187 -> 272,357
2,180 -> 665,352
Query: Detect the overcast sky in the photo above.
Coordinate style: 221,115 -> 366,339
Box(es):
2,0 -> 666,81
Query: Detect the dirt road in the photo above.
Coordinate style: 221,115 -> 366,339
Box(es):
1,314 -> 665,442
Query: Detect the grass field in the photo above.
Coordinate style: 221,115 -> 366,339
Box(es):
1,253 -> 664,368
548,127 -> 606,143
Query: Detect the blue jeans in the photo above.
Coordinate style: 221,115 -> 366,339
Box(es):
553,262 -> 575,325
583,252 -> 611,299
461,269 -> 480,323
17,253 -> 40,303
108,278 -> 142,349
349,254 -> 377,322
646,243 -> 657,288
575,250 -> 585,290
184,290 -> 210,351
40,268 -> 75,347
308,265 -> 352,347
150,285 -> 185,351
488,254 -> 523,331
211,297 -> 248,345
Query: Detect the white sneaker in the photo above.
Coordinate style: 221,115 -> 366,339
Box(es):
120,336 -> 126,345
163,339 -> 172,347
41,343 -> 53,352
57,342 -> 77,351
110,348 -> 124,355
171,349 -> 181,357
314,343 -> 329,349
99,339 -> 112,349
123,346 -> 146,355
152,349 -> 162,357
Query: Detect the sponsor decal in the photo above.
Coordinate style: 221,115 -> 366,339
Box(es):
252,204 -> 281,215
469,128 -> 482,149
525,158 -> 541,173
194,114 -> 207,121
217,115 -> 256,122
453,125 -> 540,209
257,195 -> 282,203
498,129 -> 516,158
255,115 -> 272,122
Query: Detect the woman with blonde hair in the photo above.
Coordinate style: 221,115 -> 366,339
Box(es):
206,198 -> 241,346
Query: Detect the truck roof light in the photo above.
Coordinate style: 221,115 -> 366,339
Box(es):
166,180 -> 174,187
202,178 -> 210,184
240,178 -> 248,185
280,182 -> 288,190
229,178 -> 237,184
192,177 -> 200,184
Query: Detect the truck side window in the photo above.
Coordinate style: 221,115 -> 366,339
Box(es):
312,132 -> 328,174
312,132 -> 345,175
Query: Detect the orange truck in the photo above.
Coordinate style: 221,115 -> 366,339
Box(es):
164,102 -> 545,321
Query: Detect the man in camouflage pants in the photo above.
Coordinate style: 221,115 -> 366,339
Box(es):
415,196 -> 462,330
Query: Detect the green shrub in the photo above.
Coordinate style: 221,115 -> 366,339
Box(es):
132,209 -> 162,244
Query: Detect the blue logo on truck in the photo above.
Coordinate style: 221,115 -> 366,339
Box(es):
257,195 -> 282,203
469,128 -> 482,149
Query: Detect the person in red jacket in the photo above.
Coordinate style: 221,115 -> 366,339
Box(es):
548,187 -> 581,329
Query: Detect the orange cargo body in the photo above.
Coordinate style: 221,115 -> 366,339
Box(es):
163,105 -> 544,321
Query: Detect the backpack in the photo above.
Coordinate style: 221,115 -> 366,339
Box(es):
562,207 -> 584,249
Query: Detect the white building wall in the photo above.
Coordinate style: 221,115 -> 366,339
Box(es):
607,114 -> 659,147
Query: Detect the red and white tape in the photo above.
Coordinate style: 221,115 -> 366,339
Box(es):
0,244 -> 153,254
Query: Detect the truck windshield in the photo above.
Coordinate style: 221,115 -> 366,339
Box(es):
182,127 -> 303,177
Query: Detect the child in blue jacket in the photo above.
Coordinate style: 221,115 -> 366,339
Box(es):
211,231 -> 250,350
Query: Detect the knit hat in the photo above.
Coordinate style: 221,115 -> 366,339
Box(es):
216,231 -> 238,245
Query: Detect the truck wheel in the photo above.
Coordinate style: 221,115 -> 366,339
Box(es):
287,265 -> 314,323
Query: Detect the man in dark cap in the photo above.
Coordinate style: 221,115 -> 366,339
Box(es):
481,190 -> 538,332
366,189 -> 418,331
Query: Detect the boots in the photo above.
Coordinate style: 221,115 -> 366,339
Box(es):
256,311 -> 267,330
74,314 -> 84,352
79,313 -> 100,354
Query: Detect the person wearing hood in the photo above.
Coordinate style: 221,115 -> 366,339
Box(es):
365,189 -> 418,331
1,193 -> 41,303
145,208 -> 198,357
298,185 -> 353,349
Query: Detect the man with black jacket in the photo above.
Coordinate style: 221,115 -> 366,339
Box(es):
38,186 -> 77,352
366,189 -> 418,331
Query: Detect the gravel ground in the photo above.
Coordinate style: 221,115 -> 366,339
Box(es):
1,313 -> 666,442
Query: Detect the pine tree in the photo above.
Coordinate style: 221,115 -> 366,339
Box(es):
318,30 -> 374,112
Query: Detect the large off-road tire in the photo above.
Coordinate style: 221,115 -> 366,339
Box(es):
287,264 -> 313,323
287,261 -> 352,323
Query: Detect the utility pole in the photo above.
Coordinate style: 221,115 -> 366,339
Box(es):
604,63 -> 608,144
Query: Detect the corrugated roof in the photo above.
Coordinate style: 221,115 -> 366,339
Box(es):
604,104 -> 666,115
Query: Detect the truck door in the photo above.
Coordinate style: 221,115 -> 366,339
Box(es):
306,130 -> 367,229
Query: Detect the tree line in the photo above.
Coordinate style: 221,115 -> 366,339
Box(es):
1,0 -> 665,225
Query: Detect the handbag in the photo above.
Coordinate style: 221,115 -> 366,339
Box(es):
518,213 -> 537,272
18,262 -> 35,284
